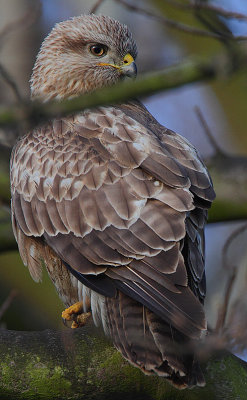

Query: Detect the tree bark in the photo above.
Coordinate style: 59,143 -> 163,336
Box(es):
0,326 -> 246,400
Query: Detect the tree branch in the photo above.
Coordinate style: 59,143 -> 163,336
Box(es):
0,56 -> 224,133
0,64 -> 22,102
114,0 -> 247,40
163,0 -> 247,21
89,0 -> 106,14
0,1 -> 41,46
0,290 -> 18,322
165,0 -> 247,21
0,327 -> 246,399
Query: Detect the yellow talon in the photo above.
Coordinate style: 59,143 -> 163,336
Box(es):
61,301 -> 83,321
62,302 -> 91,329
71,312 -> 92,329
71,321 -> 79,329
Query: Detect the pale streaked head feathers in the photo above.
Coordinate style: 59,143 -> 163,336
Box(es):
30,14 -> 137,101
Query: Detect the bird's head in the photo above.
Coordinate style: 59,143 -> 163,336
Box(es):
30,14 -> 137,101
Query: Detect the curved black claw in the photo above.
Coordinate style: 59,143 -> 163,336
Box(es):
62,317 -> 75,328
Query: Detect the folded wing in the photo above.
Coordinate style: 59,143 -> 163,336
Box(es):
11,103 -> 215,341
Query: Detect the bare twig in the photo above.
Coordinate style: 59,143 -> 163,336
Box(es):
0,64 -> 22,102
0,1 -> 41,45
215,223 -> 247,333
0,1 -> 40,106
164,0 -> 247,21
89,0 -> 106,14
194,106 -> 224,156
114,0 -> 247,41
215,268 -> 237,333
222,223 -> 247,270
0,289 -> 18,321
114,0 -> 224,39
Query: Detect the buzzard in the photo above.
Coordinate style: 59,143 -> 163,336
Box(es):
10,15 -> 215,388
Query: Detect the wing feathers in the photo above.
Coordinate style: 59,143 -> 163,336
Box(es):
142,156 -> 189,188
94,229 -> 143,259
129,219 -> 174,250
104,180 -> 146,220
154,187 -> 194,212
112,278 -> 205,339
45,198 -> 69,234
140,201 -> 186,242
78,188 -> 109,230
11,103 -> 215,357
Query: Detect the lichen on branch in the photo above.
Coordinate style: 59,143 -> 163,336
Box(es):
0,327 -> 247,400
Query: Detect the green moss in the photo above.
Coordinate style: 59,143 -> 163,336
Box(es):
86,347 -> 177,400
1,362 -> 14,387
1,331 -> 247,400
206,355 -> 247,400
0,353 -> 73,399
25,362 -> 72,398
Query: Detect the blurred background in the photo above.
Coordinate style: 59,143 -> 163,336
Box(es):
0,0 -> 246,361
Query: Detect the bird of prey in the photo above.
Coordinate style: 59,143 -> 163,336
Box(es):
10,15 -> 215,389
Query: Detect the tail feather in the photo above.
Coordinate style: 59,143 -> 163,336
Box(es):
103,291 -> 205,389
118,292 -> 164,370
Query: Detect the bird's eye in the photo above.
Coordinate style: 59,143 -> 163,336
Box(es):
90,44 -> 108,57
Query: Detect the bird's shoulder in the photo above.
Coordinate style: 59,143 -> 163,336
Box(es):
12,101 -> 215,203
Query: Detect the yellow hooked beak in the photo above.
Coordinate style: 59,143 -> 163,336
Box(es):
123,53 -> 135,66
98,53 -> 137,78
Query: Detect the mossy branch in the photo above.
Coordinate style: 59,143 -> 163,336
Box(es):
0,327 -> 246,400
0,56 -> 221,131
